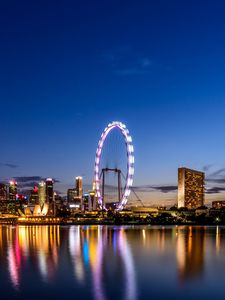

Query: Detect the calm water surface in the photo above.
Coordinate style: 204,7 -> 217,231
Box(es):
0,225 -> 225,300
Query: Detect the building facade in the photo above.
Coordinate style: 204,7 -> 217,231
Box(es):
212,201 -> 225,209
178,167 -> 205,209
9,180 -> 17,201
46,178 -> 54,204
30,186 -> 39,205
76,176 -> 83,198
38,181 -> 46,207
0,183 -> 7,201
67,188 -> 77,202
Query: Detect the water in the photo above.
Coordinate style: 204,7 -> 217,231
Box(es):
0,225 -> 225,300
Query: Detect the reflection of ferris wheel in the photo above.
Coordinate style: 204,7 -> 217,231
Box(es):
94,121 -> 134,210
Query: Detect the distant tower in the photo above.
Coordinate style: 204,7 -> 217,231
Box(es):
0,183 -> 7,201
30,186 -> 39,205
9,180 -> 17,201
88,191 -> 96,211
67,188 -> 77,202
88,180 -> 96,211
178,167 -> 205,209
38,181 -> 46,207
46,178 -> 54,204
76,176 -> 83,198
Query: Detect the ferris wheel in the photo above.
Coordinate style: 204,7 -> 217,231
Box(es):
94,121 -> 134,210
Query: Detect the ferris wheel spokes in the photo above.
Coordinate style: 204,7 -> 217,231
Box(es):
94,121 -> 134,211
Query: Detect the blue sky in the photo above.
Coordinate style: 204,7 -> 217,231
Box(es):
1,0 -> 225,206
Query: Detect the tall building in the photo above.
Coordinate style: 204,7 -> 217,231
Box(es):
88,181 -> 97,211
67,188 -> 77,202
9,180 -> 17,201
38,181 -> 46,207
30,186 -> 39,205
76,176 -> 83,198
0,183 -> 7,201
46,178 -> 54,204
178,167 -> 205,209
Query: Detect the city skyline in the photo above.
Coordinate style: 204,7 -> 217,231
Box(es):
1,1 -> 225,206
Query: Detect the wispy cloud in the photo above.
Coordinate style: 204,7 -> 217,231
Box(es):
11,176 -> 60,190
101,183 -> 177,194
115,68 -> 151,76
103,46 -> 153,76
0,162 -> 18,169
210,168 -> 225,177
14,176 -> 44,183
207,167 -> 225,184
133,185 -> 177,193
205,166 -> 225,195
206,187 -> 225,194
207,178 -> 225,184
202,164 -> 213,172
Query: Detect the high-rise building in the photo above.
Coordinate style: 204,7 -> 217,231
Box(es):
178,167 -> 205,209
88,191 -> 96,211
76,176 -> 83,198
46,178 -> 54,204
9,180 -> 17,201
30,186 -> 39,205
38,181 -> 46,207
0,183 -> 7,201
88,181 -> 97,211
67,188 -> 77,202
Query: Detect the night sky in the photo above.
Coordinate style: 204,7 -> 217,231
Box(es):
1,0 -> 225,206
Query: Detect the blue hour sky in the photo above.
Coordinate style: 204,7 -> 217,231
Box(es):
1,0 -> 225,206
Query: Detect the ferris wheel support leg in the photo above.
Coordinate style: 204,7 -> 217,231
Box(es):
102,169 -> 105,208
118,170 -> 121,202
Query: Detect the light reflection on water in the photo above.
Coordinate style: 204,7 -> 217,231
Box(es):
1,225 -> 225,299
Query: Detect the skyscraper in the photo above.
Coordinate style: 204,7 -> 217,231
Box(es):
46,178 -> 54,204
38,181 -> 46,207
0,183 -> 7,201
178,167 -> 205,209
76,176 -> 83,198
67,188 -> 77,202
9,180 -> 17,201
30,186 -> 39,205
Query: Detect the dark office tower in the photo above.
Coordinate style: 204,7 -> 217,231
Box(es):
178,167 -> 205,209
9,180 -> 17,201
67,188 -> 77,202
76,176 -> 83,198
0,183 -> 7,201
29,186 -> 39,205
46,178 -> 54,204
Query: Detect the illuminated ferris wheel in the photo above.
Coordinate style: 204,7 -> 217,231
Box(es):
94,121 -> 134,210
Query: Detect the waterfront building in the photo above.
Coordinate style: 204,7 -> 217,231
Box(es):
178,167 -> 205,209
88,190 -> 96,211
38,181 -> 46,207
67,188 -> 77,202
30,186 -> 39,205
54,193 -> 63,209
67,188 -> 81,210
76,176 -> 83,198
0,183 -> 8,213
46,178 -> 54,204
212,201 -> 225,209
9,180 -> 17,201
0,183 -> 7,201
